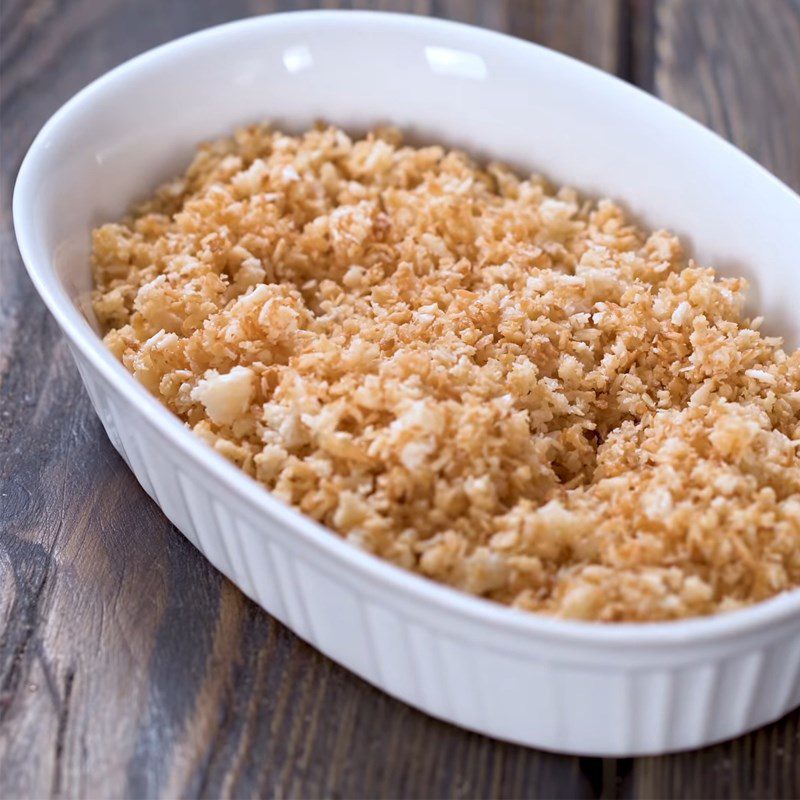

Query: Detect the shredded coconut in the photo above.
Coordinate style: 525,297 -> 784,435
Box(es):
92,124 -> 800,622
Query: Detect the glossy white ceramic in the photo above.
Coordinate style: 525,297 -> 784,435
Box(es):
13,11 -> 800,756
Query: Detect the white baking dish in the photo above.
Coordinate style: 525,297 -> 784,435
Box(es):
13,11 -> 800,756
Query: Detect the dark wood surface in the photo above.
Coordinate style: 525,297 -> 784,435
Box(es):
2,1 -> 800,798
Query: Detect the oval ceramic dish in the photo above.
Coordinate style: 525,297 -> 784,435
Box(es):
13,11 -> 800,756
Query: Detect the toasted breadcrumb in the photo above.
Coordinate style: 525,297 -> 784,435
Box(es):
92,124 -> 800,622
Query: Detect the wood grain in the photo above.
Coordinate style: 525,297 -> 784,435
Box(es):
1,1 -> 799,798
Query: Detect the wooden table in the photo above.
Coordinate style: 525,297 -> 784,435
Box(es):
2,1 -> 800,797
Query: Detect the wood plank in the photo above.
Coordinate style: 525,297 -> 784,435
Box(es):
632,0 -> 800,794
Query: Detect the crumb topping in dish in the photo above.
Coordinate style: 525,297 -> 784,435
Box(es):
92,124 -> 800,621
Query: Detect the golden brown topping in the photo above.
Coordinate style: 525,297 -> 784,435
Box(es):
92,124 -> 800,622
